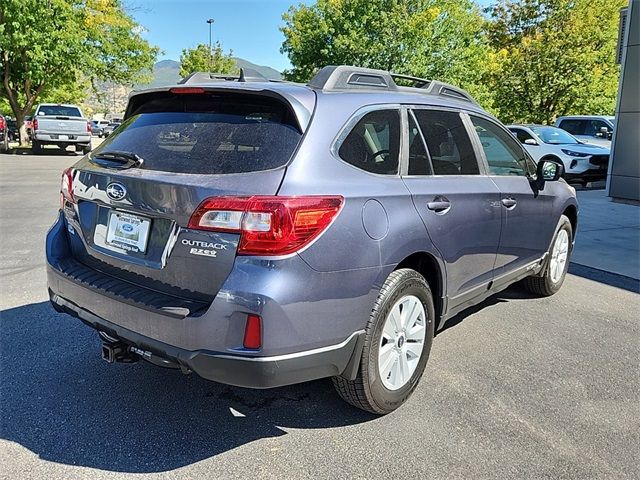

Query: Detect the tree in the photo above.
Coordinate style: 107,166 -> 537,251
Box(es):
179,43 -> 237,78
280,0 -> 494,108
0,0 -> 158,145
486,0 -> 625,124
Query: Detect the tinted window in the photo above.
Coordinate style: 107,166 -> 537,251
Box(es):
472,116 -> 535,177
407,113 -> 431,175
558,119 -> 586,135
413,110 -> 479,175
338,110 -> 400,174
90,94 -> 302,175
37,105 -> 82,117
509,128 -> 534,144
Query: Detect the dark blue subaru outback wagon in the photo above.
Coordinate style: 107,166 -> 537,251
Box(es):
47,66 -> 578,413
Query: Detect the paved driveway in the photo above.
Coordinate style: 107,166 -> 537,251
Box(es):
1,152 -> 638,479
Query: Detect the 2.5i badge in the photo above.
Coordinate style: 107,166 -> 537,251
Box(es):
189,248 -> 217,257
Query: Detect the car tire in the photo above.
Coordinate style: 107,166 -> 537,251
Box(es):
82,144 -> 91,155
32,140 -> 42,154
0,137 -> 8,152
522,215 -> 572,297
332,268 -> 435,414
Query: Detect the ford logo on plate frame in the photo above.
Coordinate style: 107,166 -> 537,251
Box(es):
106,182 -> 127,201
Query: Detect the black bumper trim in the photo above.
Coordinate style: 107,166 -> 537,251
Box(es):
50,292 -> 365,389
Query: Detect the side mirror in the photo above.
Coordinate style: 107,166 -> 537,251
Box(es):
537,160 -> 563,183
524,138 -> 538,146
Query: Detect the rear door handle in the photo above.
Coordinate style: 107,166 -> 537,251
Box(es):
501,197 -> 517,208
427,196 -> 451,213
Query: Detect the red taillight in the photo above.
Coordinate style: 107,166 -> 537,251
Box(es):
188,195 -> 344,256
243,314 -> 262,349
33,118 -> 38,131
169,87 -> 205,94
60,167 -> 75,208
87,122 -> 92,133
0,117 -> 5,129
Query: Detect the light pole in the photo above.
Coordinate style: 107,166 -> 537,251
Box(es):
206,18 -> 215,73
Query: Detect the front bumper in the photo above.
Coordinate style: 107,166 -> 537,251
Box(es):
565,168 -> 607,183
49,286 -> 364,388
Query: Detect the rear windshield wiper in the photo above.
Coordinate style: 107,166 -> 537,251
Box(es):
90,151 -> 144,170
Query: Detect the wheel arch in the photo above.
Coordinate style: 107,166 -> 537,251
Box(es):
395,251 -> 445,327
562,203 -> 578,240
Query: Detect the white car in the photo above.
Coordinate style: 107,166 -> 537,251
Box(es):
554,115 -> 614,148
508,124 -> 610,185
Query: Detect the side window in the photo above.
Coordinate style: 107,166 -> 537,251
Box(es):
586,120 -> 611,136
509,128 -> 534,144
407,113 -> 431,175
338,109 -> 400,174
471,116 -> 535,177
413,110 -> 479,175
558,119 -> 586,135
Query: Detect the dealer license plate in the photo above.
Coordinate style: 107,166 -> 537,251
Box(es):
105,211 -> 151,253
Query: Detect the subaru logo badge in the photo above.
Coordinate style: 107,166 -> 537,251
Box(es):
106,182 -> 127,201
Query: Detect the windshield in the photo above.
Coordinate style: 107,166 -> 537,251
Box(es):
37,105 -> 82,117
530,126 -> 578,145
91,95 -> 302,174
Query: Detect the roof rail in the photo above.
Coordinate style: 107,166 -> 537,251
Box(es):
179,67 -> 270,84
308,65 -> 478,105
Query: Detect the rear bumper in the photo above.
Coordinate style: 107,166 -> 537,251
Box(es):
49,287 -> 364,388
46,211 -> 378,387
35,132 -> 91,144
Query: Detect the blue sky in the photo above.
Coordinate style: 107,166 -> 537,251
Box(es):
130,0 -> 312,72
131,0 -> 493,73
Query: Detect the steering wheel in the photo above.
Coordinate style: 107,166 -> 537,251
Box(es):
367,149 -> 390,163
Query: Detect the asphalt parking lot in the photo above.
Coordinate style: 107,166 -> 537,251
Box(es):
1,151 -> 638,479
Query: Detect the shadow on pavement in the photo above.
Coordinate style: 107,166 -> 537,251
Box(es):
0,301 -> 376,473
568,263 -> 639,293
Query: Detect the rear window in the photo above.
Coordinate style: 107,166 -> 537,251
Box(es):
91,93 -> 302,175
37,105 -> 82,117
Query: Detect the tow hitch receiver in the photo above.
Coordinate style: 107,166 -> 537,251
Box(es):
101,341 -> 139,364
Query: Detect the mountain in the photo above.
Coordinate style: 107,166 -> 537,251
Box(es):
232,58 -> 283,81
140,58 -> 283,88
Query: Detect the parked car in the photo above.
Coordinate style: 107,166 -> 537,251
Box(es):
24,115 -> 33,139
6,118 -> 19,142
555,115 -> 615,147
32,104 -> 92,154
47,66 -> 578,414
508,124 -> 610,185
0,114 -> 9,152
101,122 -> 121,137
92,120 -> 110,137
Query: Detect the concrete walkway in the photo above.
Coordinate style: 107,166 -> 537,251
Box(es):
571,189 -> 640,280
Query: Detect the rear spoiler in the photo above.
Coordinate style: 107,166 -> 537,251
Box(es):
126,82 -> 316,132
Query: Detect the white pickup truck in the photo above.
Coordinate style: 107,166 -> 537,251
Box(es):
32,103 -> 92,154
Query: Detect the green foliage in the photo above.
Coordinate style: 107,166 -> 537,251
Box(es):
179,43 -> 237,78
281,0 -> 494,108
0,0 -> 158,143
486,0 -> 625,124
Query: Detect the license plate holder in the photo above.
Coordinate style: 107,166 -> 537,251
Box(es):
105,211 -> 151,253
